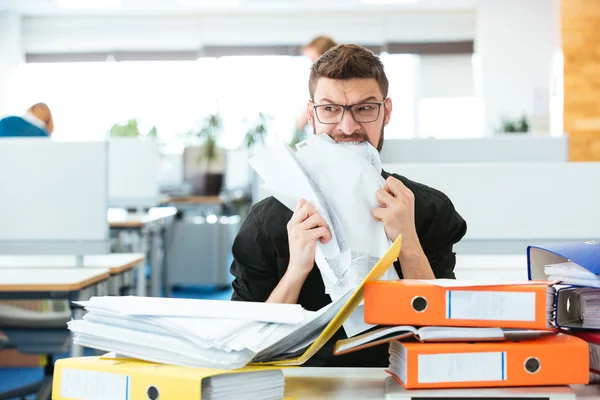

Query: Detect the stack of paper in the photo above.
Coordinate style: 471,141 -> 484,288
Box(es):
249,134 -> 399,337
202,370 -> 284,400
545,261 -> 600,287
67,292 -> 351,369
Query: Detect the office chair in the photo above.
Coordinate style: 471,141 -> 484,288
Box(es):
0,300 -> 71,400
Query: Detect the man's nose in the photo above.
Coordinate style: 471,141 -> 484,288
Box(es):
336,109 -> 361,135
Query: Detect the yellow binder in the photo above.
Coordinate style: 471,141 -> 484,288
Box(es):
52,355 -> 293,400
255,234 -> 402,366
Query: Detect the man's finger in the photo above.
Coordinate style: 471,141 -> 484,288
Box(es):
299,213 -> 329,231
376,188 -> 395,207
290,202 -> 316,224
307,227 -> 332,244
385,176 -> 408,198
295,198 -> 307,213
371,207 -> 388,222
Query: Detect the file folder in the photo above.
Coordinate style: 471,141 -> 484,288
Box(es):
52,355 -> 290,400
363,279 -> 556,329
386,333 -> 589,389
528,241 -> 600,284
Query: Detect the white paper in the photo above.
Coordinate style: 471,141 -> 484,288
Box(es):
249,134 -> 399,336
76,296 -> 304,324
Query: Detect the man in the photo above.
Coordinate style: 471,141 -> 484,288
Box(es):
0,102 -> 54,137
230,44 -> 467,366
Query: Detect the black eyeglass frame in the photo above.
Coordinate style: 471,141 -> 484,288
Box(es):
311,99 -> 387,124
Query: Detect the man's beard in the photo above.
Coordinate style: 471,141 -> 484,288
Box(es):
312,111 -> 385,152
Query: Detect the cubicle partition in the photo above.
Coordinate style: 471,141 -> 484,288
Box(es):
109,137 -> 159,209
0,138 -> 110,255
379,136 -> 568,164
383,162 -> 600,255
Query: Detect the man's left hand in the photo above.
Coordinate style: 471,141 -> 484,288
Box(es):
372,176 -> 419,246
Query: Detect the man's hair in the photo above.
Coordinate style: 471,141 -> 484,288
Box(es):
304,35 -> 337,57
308,44 -> 389,100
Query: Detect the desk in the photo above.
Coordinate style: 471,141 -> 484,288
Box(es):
0,268 -> 111,399
0,267 -> 110,357
282,368 -> 600,399
0,254 -> 144,296
108,207 -> 177,297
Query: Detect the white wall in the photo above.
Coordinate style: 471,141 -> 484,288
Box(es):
475,0 -> 559,135
21,11 -> 475,52
0,12 -> 24,117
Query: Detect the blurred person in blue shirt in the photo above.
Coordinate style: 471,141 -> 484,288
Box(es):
0,102 -> 54,137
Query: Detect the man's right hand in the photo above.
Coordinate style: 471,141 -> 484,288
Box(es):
286,198 -> 332,280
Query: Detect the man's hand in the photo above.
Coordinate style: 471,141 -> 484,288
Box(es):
267,198 -> 332,304
372,176 -> 435,279
287,198 -> 332,280
372,176 -> 419,245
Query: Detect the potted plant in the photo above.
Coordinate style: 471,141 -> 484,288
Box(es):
496,114 -> 530,134
244,112 -> 269,150
109,119 -> 157,137
184,113 -> 225,196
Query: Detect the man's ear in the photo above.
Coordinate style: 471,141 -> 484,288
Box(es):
383,97 -> 392,127
307,100 -> 314,125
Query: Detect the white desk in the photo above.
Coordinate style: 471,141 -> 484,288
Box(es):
454,254 -> 529,281
0,268 -> 110,293
282,368 -> 600,399
0,267 -> 111,357
0,254 -> 144,296
108,207 -> 177,297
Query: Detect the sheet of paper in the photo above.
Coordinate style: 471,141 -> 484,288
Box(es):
77,296 -> 305,324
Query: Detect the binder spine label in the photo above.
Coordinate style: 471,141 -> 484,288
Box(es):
418,352 -> 507,383
60,368 -> 131,400
446,290 -> 536,321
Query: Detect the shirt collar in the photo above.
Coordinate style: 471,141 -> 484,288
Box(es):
22,112 -> 48,131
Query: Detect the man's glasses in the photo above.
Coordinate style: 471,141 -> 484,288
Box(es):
312,100 -> 385,124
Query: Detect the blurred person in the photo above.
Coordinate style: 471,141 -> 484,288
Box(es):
0,102 -> 54,137
295,36 -> 338,133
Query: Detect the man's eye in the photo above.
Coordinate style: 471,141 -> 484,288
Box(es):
324,106 -> 339,112
357,105 -> 373,112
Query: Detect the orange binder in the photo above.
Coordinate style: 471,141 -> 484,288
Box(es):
364,279 -> 556,329
387,333 -> 589,389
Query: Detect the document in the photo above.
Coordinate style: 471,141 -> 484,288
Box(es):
249,134 -> 399,336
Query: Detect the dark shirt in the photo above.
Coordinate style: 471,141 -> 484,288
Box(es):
230,169 -> 467,367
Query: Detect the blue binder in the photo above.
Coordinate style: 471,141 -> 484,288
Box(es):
527,241 -> 600,281
527,241 -> 600,330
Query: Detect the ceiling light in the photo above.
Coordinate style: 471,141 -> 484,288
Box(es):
57,0 -> 121,9
360,0 -> 420,3
178,0 -> 239,7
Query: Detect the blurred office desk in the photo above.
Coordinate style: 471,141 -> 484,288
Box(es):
0,267 -> 110,356
108,207 -> 177,297
0,253 -> 144,296
454,254 -> 529,281
0,268 -> 110,400
282,368 -> 599,399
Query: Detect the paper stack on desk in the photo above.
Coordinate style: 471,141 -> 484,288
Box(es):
249,133 -> 399,337
68,293 -> 351,370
